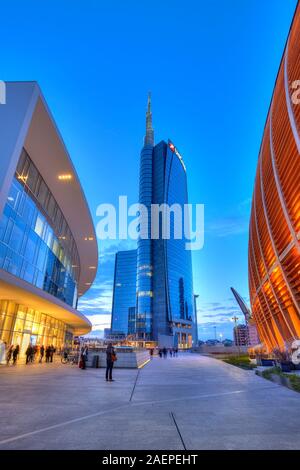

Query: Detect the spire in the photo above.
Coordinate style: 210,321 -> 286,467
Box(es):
144,91 -> 154,146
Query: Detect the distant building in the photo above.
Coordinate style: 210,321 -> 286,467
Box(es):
111,250 -> 137,335
231,287 -> 260,347
128,306 -> 136,335
135,95 -> 196,348
233,324 -> 249,347
104,328 -> 111,339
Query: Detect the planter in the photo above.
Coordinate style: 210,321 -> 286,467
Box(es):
280,361 -> 292,373
270,374 -> 283,385
261,358 -> 274,367
269,373 -> 290,388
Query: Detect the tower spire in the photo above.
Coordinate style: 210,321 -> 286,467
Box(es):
144,91 -> 154,146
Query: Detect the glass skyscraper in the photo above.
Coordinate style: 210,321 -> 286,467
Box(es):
136,95 -> 197,348
111,250 -> 137,335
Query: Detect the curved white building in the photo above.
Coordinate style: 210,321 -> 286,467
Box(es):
0,82 -> 97,356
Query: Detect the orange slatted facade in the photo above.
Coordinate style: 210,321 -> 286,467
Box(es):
248,4 -> 300,353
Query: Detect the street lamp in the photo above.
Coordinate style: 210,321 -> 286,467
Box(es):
193,294 -> 199,345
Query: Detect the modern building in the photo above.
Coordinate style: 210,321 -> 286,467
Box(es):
231,287 -> 260,346
0,82 -> 97,358
135,94 -> 196,348
233,324 -> 249,348
104,328 -> 111,339
128,306 -> 136,335
111,249 -> 137,335
248,4 -> 300,353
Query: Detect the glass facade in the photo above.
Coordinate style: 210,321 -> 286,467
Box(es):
0,300 -> 72,357
136,136 -> 196,346
136,145 -> 154,337
111,250 -> 137,335
0,149 -> 79,308
122,96 -> 196,347
152,141 -> 195,341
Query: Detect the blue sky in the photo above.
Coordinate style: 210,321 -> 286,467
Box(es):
1,0 -> 297,340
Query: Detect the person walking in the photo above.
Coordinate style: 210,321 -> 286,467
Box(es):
106,343 -> 116,382
6,344 -> 13,365
33,345 -> 38,362
45,345 -> 51,363
26,344 -> 32,364
12,345 -> 19,365
163,347 -> 167,359
150,348 -> 154,359
39,345 -> 45,363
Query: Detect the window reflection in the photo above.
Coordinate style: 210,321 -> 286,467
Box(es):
0,150 -> 80,308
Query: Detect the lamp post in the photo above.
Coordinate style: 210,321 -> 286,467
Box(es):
193,294 -> 199,346
231,315 -> 240,355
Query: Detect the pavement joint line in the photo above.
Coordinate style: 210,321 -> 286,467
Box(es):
170,412 -> 186,450
129,369 -> 140,402
0,385 -> 279,447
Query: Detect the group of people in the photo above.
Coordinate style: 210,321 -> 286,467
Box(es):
158,347 -> 179,358
1,342 -> 57,365
5,344 -> 19,365
25,344 -> 56,364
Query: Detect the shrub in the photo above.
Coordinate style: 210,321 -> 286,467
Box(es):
261,366 -> 281,380
284,373 -> 300,392
223,355 -> 256,369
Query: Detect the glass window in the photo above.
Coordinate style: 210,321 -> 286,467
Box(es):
27,162 -> 39,193
34,214 -> 45,238
0,151 -> 80,308
22,262 -> 35,284
37,180 -> 48,207
24,230 -> 38,264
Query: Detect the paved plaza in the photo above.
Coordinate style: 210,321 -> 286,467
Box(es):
0,353 -> 300,450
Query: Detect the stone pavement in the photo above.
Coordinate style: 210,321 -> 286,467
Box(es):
0,353 -> 300,450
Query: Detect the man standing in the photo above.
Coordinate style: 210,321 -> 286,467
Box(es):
39,345 -> 45,363
106,343 -> 116,382
49,344 -> 55,363
80,345 -> 88,370
12,345 -> 19,365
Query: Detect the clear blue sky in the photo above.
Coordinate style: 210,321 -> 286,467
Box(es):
1,0 -> 297,339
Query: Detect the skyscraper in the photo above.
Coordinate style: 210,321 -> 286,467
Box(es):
136,94 -> 196,348
111,249 -> 137,335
